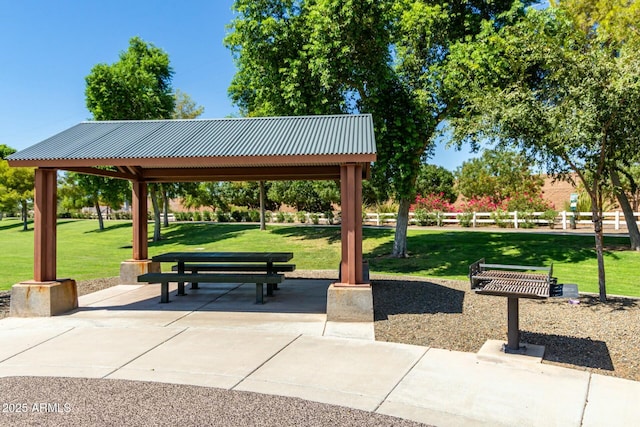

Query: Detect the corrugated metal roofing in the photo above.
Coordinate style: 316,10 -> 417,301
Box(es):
9,114 -> 376,162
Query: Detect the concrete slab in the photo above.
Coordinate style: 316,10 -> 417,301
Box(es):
326,284 -> 373,322
77,284 -> 144,306
378,348 -> 590,427
0,327 -> 183,378
323,321 -> 375,340
582,374 -> 640,427
477,339 -> 545,366
173,311 -> 327,336
235,335 -> 427,411
0,327 -> 72,363
108,328 -> 298,389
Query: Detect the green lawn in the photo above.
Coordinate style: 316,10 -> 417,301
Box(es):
1,218 -> 638,297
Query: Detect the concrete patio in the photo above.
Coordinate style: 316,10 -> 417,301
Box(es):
0,279 -> 638,426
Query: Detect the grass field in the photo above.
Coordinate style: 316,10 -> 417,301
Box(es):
1,218 -> 639,297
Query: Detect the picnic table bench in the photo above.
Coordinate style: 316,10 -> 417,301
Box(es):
137,272 -> 284,304
469,258 -> 577,353
139,251 -> 294,304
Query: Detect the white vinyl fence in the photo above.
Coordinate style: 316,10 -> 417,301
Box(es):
364,211 -> 640,230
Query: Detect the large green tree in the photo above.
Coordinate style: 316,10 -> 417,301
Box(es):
554,0 -> 640,250
444,5 -> 640,300
0,146 -> 34,231
225,0 -> 523,257
85,36 -> 175,238
456,149 -> 543,204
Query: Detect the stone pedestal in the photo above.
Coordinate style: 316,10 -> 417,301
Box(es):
120,260 -> 161,285
10,279 -> 78,317
326,284 -> 373,322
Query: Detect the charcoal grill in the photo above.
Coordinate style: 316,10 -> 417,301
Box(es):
470,258 -> 577,353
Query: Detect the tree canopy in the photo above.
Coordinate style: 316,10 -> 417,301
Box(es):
444,4 -> 640,300
225,0 -> 526,257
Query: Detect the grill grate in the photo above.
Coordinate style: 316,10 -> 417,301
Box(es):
474,270 -> 549,282
476,279 -> 550,299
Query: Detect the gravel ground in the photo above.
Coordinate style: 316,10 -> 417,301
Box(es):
0,377 -> 426,427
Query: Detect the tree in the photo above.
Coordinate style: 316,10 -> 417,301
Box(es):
444,5 -> 640,301
60,173 -> 128,231
172,89 -> 205,119
85,36 -> 175,239
554,0 -> 640,250
225,0 -> 523,257
415,164 -> 456,203
0,144 -> 16,160
456,149 -> 544,204
0,157 -> 34,230
267,180 -> 339,213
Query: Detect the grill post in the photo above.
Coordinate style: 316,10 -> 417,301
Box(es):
506,297 -> 520,352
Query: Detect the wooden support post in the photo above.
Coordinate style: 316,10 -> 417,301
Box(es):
34,168 -> 57,282
339,164 -> 364,285
132,180 -> 148,260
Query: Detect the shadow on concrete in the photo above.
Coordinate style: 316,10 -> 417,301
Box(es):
72,279 -> 330,316
521,331 -> 615,371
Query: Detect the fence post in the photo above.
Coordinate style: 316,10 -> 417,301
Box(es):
472,212 -> 477,228
514,211 -> 518,229
562,211 -> 567,230
615,211 -> 620,230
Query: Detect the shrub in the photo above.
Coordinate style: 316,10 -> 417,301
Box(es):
324,210 -> 334,224
458,212 -> 473,227
541,209 -> 558,228
216,211 -> 230,222
491,209 -> 510,228
275,212 -> 285,223
248,210 -> 260,222
310,213 -> 320,225
413,208 -> 430,226
264,211 -> 273,222
519,210 -> 535,228
284,212 -> 294,223
412,193 -> 456,213
231,210 -> 243,222
296,211 -> 307,223
193,211 -> 202,221
202,210 -> 212,221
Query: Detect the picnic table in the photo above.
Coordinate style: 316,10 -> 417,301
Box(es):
139,252 -> 295,304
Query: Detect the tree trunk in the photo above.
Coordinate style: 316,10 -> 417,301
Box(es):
21,200 -> 28,231
592,208 -> 607,302
259,181 -> 266,231
610,168 -> 640,251
392,198 -> 411,258
94,198 -> 104,231
150,185 -> 161,242
161,187 -> 170,228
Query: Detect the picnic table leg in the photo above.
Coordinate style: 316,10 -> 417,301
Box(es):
268,261 -> 279,290
161,281 -> 170,303
256,283 -> 264,304
267,283 -> 274,296
506,297 -> 520,352
177,261 -> 187,295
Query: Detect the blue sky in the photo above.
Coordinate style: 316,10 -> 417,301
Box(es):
0,0 -> 527,171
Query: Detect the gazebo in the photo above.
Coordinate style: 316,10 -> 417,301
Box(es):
7,114 -> 377,320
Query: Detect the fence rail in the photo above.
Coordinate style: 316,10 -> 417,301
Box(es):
364,211 -> 640,230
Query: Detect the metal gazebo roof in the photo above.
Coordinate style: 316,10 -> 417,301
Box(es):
8,114 -> 376,182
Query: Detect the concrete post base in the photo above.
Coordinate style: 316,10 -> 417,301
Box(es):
326,283 -> 373,322
10,279 -> 78,317
120,260 -> 161,285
